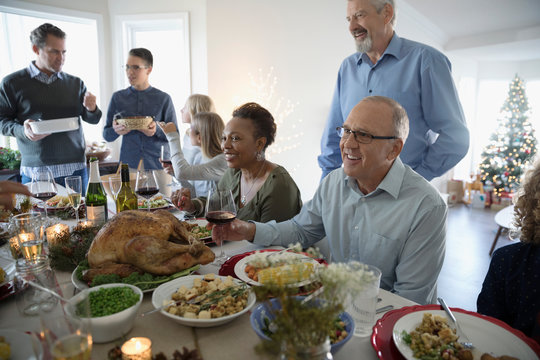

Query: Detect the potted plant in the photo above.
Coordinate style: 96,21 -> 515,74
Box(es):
0,147 -> 21,170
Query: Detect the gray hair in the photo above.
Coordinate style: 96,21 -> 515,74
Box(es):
350,0 -> 396,26
30,23 -> 66,48
363,96 -> 409,141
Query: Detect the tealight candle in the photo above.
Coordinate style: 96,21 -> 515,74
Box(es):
121,337 -> 152,360
45,223 -> 69,246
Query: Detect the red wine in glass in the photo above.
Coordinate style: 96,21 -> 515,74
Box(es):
32,192 -> 57,202
206,211 -> 236,225
136,187 -> 159,199
161,159 -> 173,166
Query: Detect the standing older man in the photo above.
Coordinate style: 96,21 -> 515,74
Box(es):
221,96 -> 447,304
318,0 -> 469,181
0,23 -> 102,192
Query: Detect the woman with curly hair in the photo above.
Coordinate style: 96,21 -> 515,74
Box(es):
477,157 -> 540,342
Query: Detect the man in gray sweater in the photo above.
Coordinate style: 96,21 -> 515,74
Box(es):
0,23 -> 102,192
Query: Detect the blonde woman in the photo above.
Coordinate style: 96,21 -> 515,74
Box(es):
159,112 -> 227,197
180,94 -> 216,166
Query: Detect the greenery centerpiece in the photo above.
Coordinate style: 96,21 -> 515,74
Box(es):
0,147 -> 21,170
253,261 -> 377,359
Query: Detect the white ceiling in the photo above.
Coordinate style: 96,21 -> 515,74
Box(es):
402,0 -> 540,61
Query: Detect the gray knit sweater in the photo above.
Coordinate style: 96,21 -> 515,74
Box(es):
0,69 -> 102,167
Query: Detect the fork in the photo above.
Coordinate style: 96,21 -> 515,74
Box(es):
437,297 -> 474,349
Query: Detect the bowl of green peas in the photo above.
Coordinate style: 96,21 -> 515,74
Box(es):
69,283 -> 143,343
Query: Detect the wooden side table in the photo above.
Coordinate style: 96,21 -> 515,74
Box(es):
489,205 -> 516,256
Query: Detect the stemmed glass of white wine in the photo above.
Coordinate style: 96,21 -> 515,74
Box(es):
65,176 -> 82,224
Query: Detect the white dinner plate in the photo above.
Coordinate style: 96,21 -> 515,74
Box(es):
0,329 -> 43,359
392,309 -> 538,360
0,256 -> 15,288
71,266 -> 158,293
233,251 -> 319,286
151,274 -> 256,327
186,218 -> 212,242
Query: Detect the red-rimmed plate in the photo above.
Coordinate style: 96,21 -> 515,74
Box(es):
371,305 -> 540,360
218,249 -> 326,279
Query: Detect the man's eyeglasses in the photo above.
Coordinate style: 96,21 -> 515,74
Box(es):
336,126 -> 397,144
124,65 -> 149,71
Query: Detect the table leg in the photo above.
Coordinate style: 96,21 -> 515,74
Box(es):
489,226 -> 504,256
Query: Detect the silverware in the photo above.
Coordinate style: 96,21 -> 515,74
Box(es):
375,305 -> 394,314
301,286 -> 325,304
437,297 -> 474,349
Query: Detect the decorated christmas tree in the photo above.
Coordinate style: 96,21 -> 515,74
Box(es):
479,74 -> 537,196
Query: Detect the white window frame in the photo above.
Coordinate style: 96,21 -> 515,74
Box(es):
0,0 -> 105,147
113,13 -> 191,96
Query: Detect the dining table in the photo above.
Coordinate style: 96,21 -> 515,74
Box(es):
0,198 -> 419,359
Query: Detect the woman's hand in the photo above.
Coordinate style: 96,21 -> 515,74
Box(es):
160,160 -> 174,175
171,187 -> 195,212
139,121 -> 157,137
157,122 -> 178,134
113,120 -> 130,135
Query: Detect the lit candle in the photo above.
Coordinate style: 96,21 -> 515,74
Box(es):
121,337 -> 152,360
45,224 -> 70,246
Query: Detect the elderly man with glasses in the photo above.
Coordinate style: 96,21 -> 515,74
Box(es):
219,96 -> 447,305
103,47 -> 177,171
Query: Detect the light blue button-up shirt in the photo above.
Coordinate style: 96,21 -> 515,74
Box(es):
318,33 -> 469,181
253,158 -> 447,304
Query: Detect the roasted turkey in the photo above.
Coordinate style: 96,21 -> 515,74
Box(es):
85,210 -> 214,281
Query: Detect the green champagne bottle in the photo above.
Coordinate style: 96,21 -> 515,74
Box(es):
116,164 -> 138,212
85,157 -> 108,225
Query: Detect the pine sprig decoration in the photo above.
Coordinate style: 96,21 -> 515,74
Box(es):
48,224 -> 102,271
479,74 -> 537,196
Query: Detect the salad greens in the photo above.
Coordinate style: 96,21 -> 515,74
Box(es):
76,259 -> 199,291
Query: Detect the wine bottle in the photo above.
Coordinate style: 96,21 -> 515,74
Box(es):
116,164 -> 138,212
85,157 -> 108,225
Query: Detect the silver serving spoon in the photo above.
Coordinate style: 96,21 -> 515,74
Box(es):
437,297 -> 474,349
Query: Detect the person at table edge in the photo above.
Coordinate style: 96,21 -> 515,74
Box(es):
219,96 -> 447,305
318,0 -> 469,181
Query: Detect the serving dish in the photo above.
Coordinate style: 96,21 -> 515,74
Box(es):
250,297 -> 355,355
234,251 -> 319,286
186,218 -> 213,244
68,283 -> 143,343
151,274 -> 256,327
371,305 -> 540,360
29,117 -> 79,135
0,329 -> 43,359
115,116 -> 153,130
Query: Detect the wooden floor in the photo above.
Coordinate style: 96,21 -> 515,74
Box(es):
437,203 -> 516,311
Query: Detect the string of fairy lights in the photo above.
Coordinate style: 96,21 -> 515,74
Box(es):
246,67 -> 303,173
479,75 -> 536,196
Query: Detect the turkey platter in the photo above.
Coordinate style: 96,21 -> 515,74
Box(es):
84,210 -> 215,282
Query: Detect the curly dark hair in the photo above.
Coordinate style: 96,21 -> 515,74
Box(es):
30,23 -> 66,48
232,102 -> 276,150
513,156 -> 540,245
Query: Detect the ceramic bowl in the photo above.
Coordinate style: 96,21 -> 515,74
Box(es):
250,297 -> 355,355
29,117 -> 79,134
68,283 -> 143,343
151,274 -> 256,327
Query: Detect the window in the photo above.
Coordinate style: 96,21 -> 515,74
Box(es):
114,13 -> 191,120
0,4 -> 102,148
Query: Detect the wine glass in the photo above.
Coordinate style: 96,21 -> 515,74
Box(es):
135,170 -> 159,212
108,175 -> 122,200
29,169 -> 58,221
41,291 -> 92,360
65,176 -> 82,224
205,188 -> 236,265
161,144 -> 180,187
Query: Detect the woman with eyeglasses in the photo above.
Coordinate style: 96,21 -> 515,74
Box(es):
103,47 -> 177,171
158,112 -> 228,197
171,102 -> 302,222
